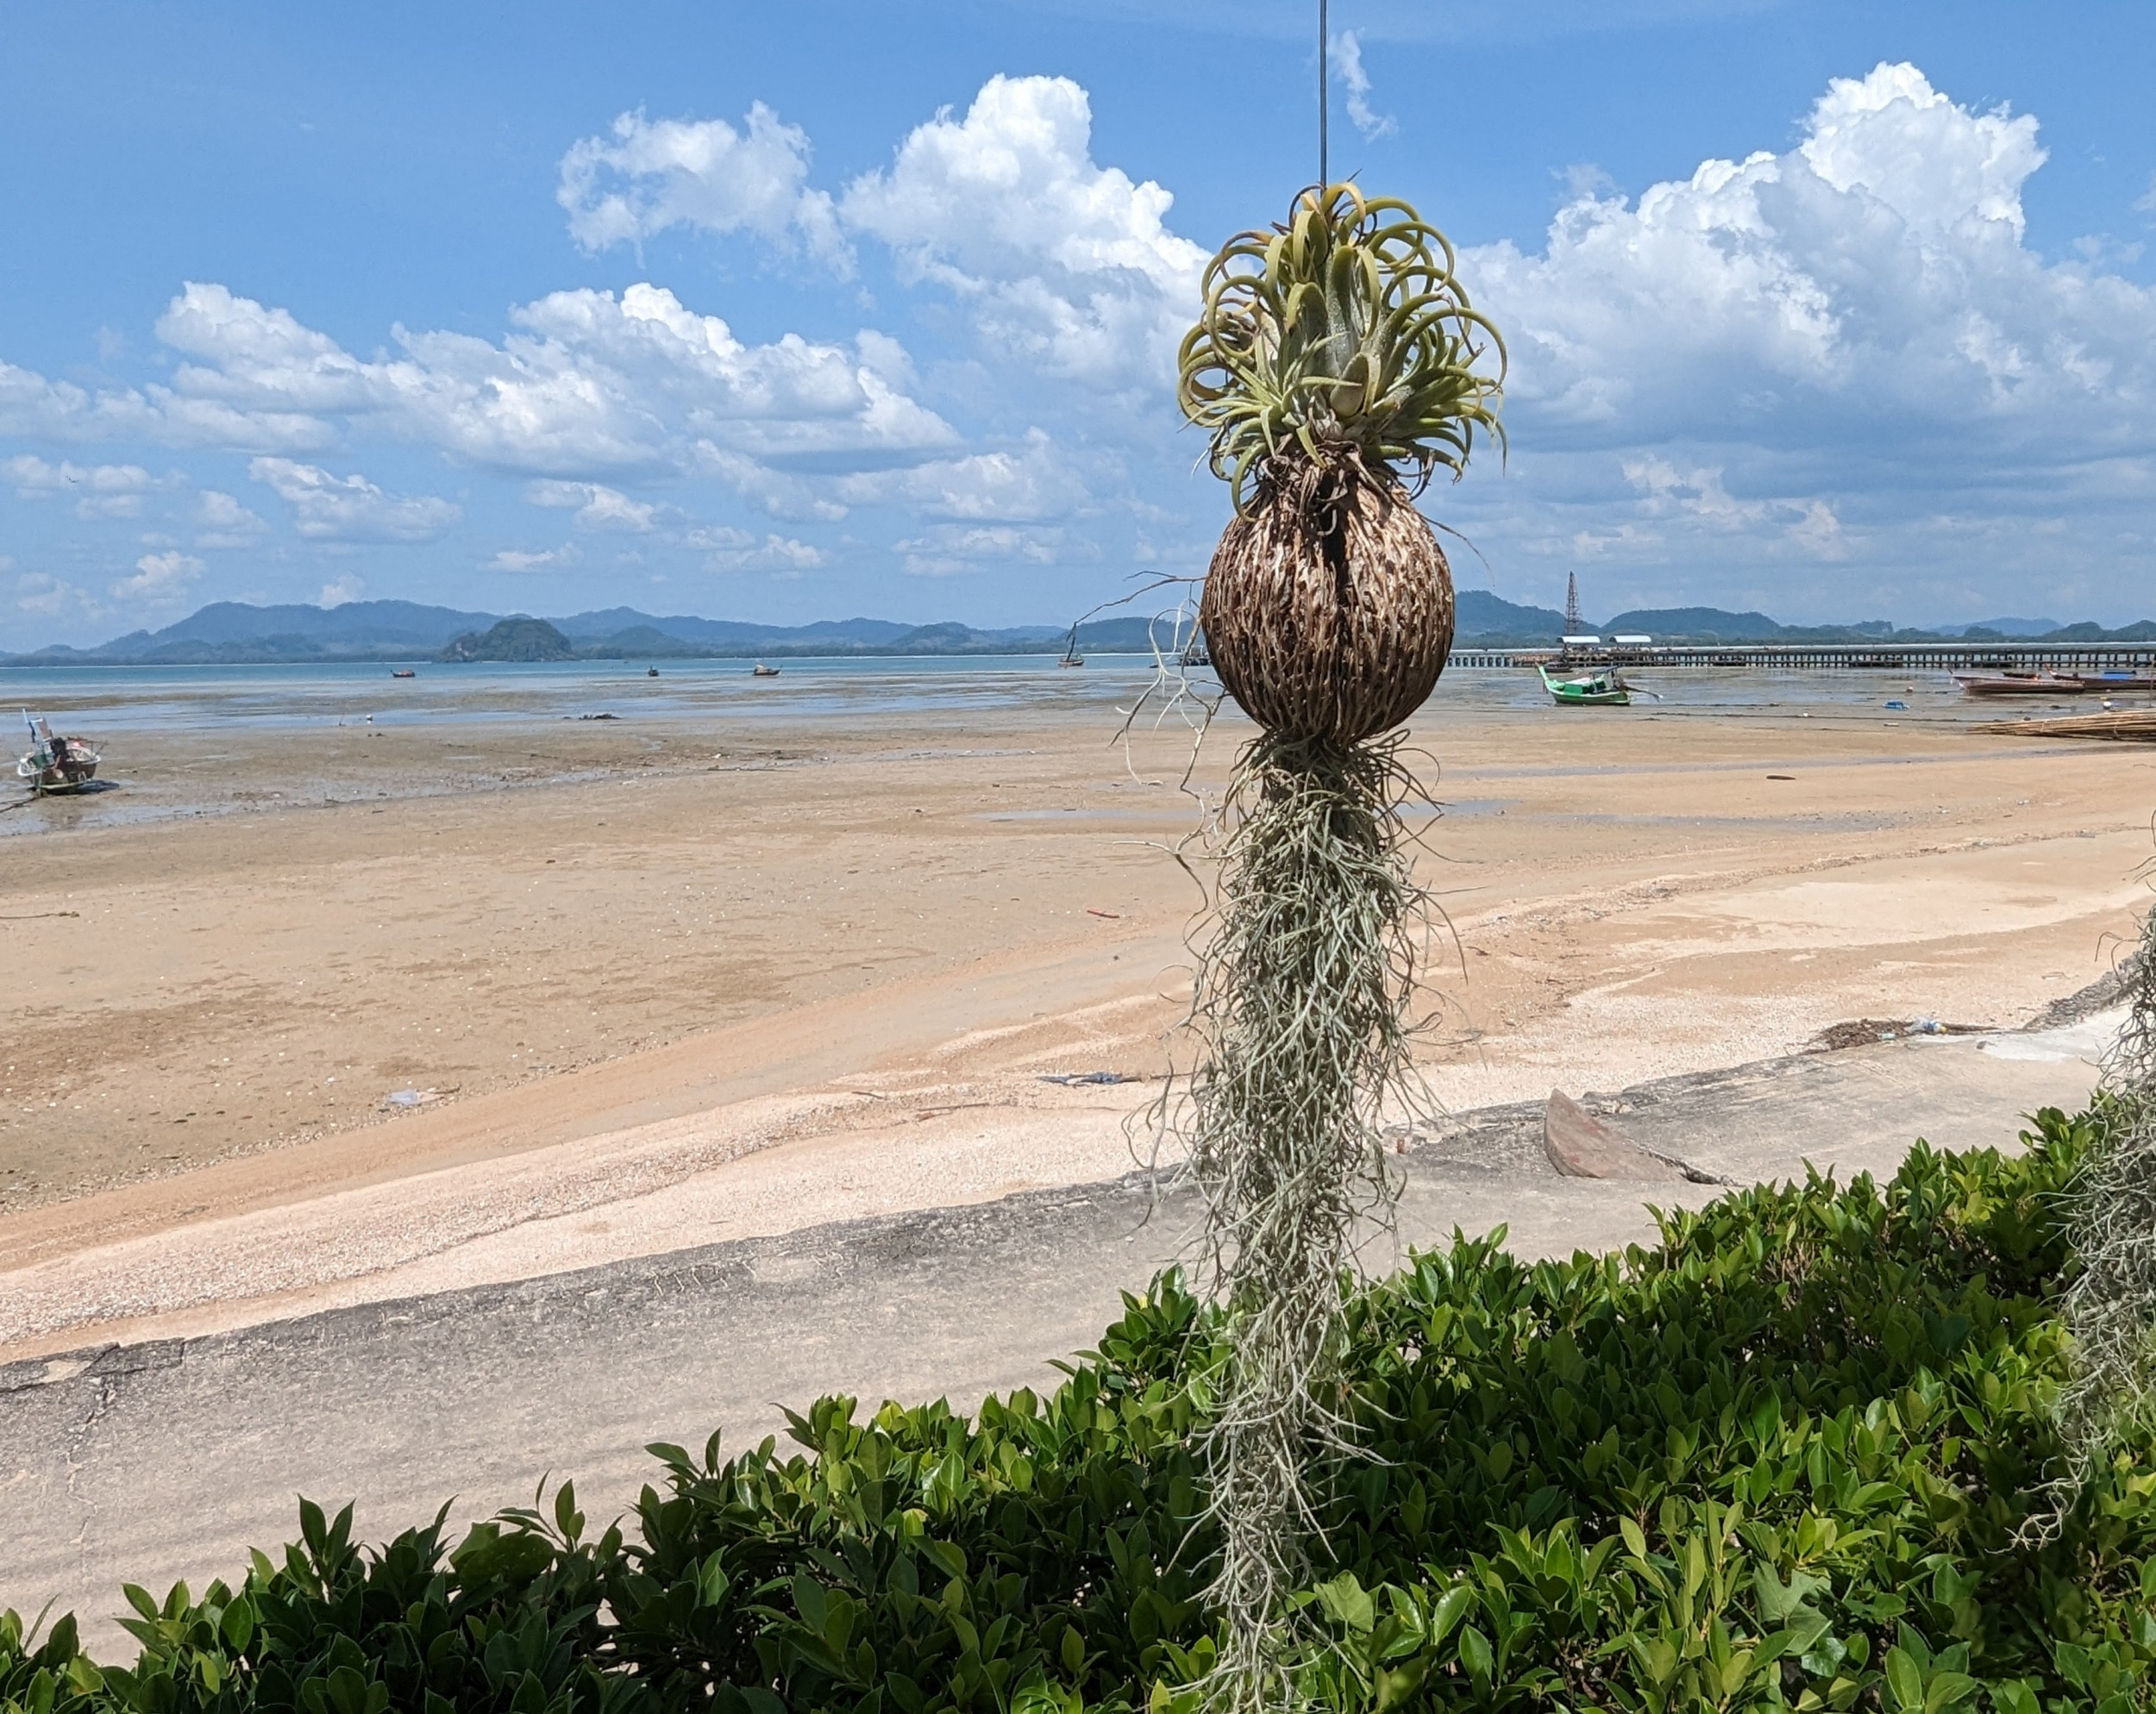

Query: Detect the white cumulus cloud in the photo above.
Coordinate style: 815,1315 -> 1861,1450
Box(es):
1457,60 -> 2156,610
112,549 -> 204,603
0,281 -> 954,495
13,571 -> 101,621
689,526 -> 825,574
248,457 -> 461,542
1468,63 -> 2144,447
196,489 -> 269,548
318,576 -> 364,607
4,454 -> 170,517
893,522 -> 1068,578
842,75 -> 1206,388
1620,457 -> 1848,558
838,429 -> 1090,522
557,103 -> 847,266
0,353 -> 335,452
526,479 -> 657,531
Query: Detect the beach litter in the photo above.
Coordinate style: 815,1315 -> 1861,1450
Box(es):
1038,1071 -> 1138,1086
1808,1017 -> 1984,1051
381,1087 -> 445,1110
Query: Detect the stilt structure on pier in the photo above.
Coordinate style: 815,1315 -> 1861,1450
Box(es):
1446,641 -> 2156,672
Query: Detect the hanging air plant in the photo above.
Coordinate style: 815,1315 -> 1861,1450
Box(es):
1171,182 -> 1503,1712
1181,183 -> 1502,743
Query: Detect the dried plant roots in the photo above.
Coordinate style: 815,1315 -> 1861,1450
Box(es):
2043,907 -> 2156,1528
1171,731 -> 1438,1712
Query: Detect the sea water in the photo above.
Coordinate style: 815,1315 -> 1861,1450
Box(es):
0,655 -> 2060,736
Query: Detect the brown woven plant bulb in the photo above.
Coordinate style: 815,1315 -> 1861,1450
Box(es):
1200,465 -> 1454,743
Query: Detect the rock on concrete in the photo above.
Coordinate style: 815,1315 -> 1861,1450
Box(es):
1542,1091 -> 1695,1180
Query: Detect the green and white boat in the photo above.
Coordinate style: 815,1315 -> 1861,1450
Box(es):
16,710 -> 101,794
1539,665 -> 1631,707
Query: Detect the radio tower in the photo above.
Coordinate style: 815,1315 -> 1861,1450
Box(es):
1564,572 -> 1583,635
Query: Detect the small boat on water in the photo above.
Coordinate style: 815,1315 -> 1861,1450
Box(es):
647,666 -> 660,677
751,662 -> 780,678
1058,652 -> 1084,668
16,711 -> 100,794
1539,665 -> 1631,707
391,667 -> 417,679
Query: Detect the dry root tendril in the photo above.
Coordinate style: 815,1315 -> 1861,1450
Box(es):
1142,732 -> 1445,1711
2034,900 -> 2156,1538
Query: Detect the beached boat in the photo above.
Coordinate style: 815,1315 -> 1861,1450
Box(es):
1952,672 -> 2085,697
1539,665 -> 1631,707
752,662 -> 780,677
2070,670 -> 2156,692
16,711 -> 100,794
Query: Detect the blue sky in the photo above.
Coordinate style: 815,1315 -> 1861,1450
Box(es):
3,0 -> 2153,646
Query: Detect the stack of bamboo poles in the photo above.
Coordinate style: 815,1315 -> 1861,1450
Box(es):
1972,710 -> 2156,741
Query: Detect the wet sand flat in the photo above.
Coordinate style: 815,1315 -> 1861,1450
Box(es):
2,676 -> 2150,1354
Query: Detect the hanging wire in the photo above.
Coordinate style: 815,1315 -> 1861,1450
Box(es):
1318,0 -> 1329,190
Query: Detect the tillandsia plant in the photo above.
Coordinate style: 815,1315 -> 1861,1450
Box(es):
1180,184 -> 1503,746
1170,182 -> 1504,1712
2043,899 -> 2156,1528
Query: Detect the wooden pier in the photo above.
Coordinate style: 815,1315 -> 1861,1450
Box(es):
1445,641 -> 2156,672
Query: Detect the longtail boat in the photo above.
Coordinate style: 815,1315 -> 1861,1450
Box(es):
15,711 -> 100,794
1539,665 -> 1631,707
1951,672 -> 2084,697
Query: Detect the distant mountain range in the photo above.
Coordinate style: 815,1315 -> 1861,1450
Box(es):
1449,592 -> 2155,646
6,594 -> 2153,666
2,601 -> 1163,664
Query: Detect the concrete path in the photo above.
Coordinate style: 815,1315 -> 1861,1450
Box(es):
0,1021 -> 2109,1654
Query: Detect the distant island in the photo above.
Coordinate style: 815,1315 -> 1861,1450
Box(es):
442,617 -> 579,663
6,593 -> 2154,666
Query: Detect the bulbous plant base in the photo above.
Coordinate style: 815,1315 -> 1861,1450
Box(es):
1199,464 -> 1455,743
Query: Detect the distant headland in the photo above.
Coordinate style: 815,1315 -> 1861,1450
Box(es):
6,594 -> 2153,666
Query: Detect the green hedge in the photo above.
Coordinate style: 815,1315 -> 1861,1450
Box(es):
5,1108 -> 2153,1714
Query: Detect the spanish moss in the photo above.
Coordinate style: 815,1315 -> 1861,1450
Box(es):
1170,731 -> 1438,1711
2042,903 -> 2156,1529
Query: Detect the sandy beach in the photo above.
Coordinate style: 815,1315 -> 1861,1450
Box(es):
3,666 -> 2150,1359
